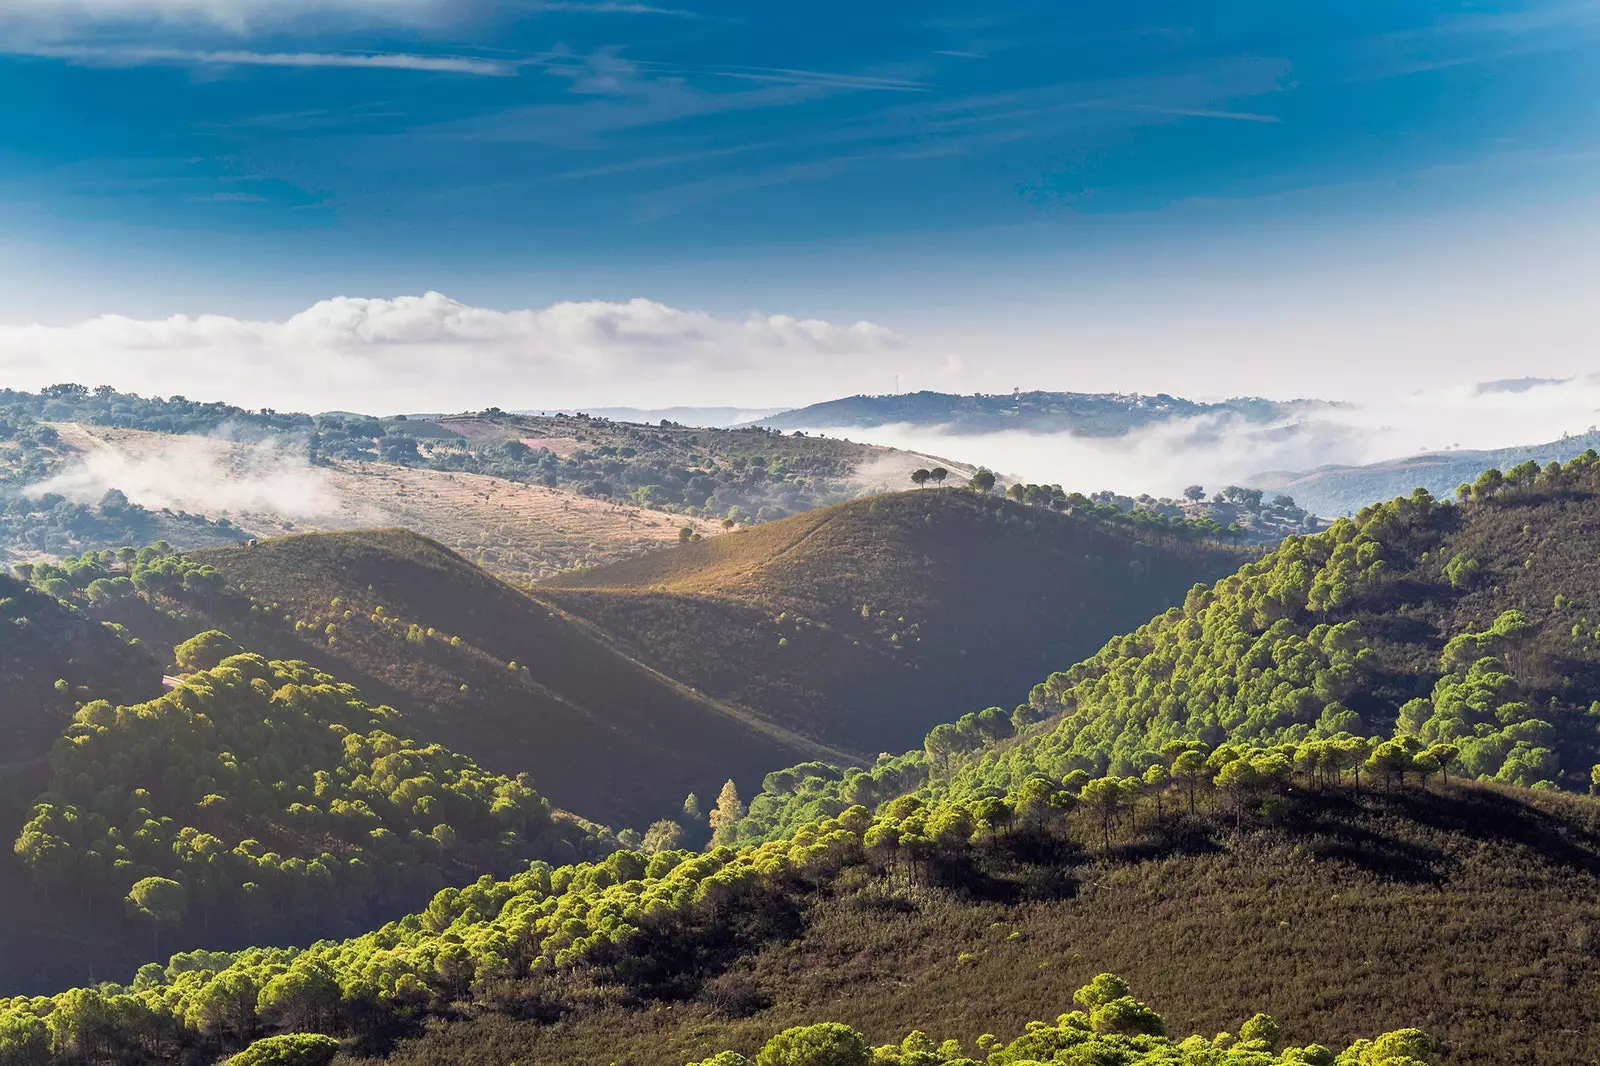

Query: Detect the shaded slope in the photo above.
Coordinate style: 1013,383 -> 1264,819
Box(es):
540,490 -> 1248,758
0,573 -> 161,774
96,530 -> 843,827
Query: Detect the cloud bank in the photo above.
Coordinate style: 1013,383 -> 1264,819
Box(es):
811,377 -> 1600,501
0,292 -> 902,414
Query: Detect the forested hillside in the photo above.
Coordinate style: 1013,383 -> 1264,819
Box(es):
14,638 -> 615,952
958,456 -> 1600,795
10,463 -> 1600,1065
542,489 -> 1248,757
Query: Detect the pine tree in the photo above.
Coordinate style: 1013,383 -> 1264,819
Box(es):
707,779 -> 744,847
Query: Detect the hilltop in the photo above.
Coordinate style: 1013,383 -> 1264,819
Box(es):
2,387 -> 970,581
541,489 -> 1248,758
73,532 -> 844,828
754,389 -> 1329,435
1253,429 -> 1600,517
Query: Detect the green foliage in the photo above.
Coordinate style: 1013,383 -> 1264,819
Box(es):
173,628 -> 244,672
687,976 -> 1421,1066
14,650 -> 603,934
222,1034 -> 341,1066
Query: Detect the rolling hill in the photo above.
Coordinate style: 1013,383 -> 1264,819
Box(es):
82,532 -> 847,829
541,489 -> 1249,759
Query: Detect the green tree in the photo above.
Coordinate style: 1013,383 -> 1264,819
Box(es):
126,876 -> 188,925
222,1033 -> 342,1066
910,468 -> 931,488
1171,749 -> 1208,815
967,469 -> 996,494
174,630 -> 243,673
755,1022 -> 870,1066
1080,777 -> 1125,851
708,779 -> 745,847
928,467 -> 948,485
1184,484 -> 1206,501
641,819 -> 683,853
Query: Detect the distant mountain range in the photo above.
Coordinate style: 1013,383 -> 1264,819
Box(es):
1252,430 -> 1600,516
752,389 -> 1337,436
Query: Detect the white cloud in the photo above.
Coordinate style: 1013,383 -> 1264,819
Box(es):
0,291 -> 903,413
14,42 -> 517,73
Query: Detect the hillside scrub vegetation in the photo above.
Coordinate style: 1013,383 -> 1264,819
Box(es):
543,489 -> 1249,757
3,740 -> 1592,1065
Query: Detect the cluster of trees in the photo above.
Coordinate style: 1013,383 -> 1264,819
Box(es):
688,976 -> 1432,1066
16,542 -> 226,605
0,747 -> 1442,1066
1,488 -> 243,561
0,385 -> 309,437
13,633 -> 610,941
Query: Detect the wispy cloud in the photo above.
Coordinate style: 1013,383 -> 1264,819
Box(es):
1079,101 -> 1284,123
524,0 -> 701,15
9,42 -> 520,74
707,66 -> 933,93
187,191 -> 268,202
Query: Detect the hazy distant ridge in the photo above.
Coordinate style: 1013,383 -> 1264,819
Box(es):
753,389 -> 1336,435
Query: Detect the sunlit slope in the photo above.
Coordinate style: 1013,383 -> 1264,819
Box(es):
161,531 -> 845,826
951,458 -> 1600,795
541,490 -> 1248,757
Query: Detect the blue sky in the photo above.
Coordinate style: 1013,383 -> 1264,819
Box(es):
0,0 -> 1597,409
